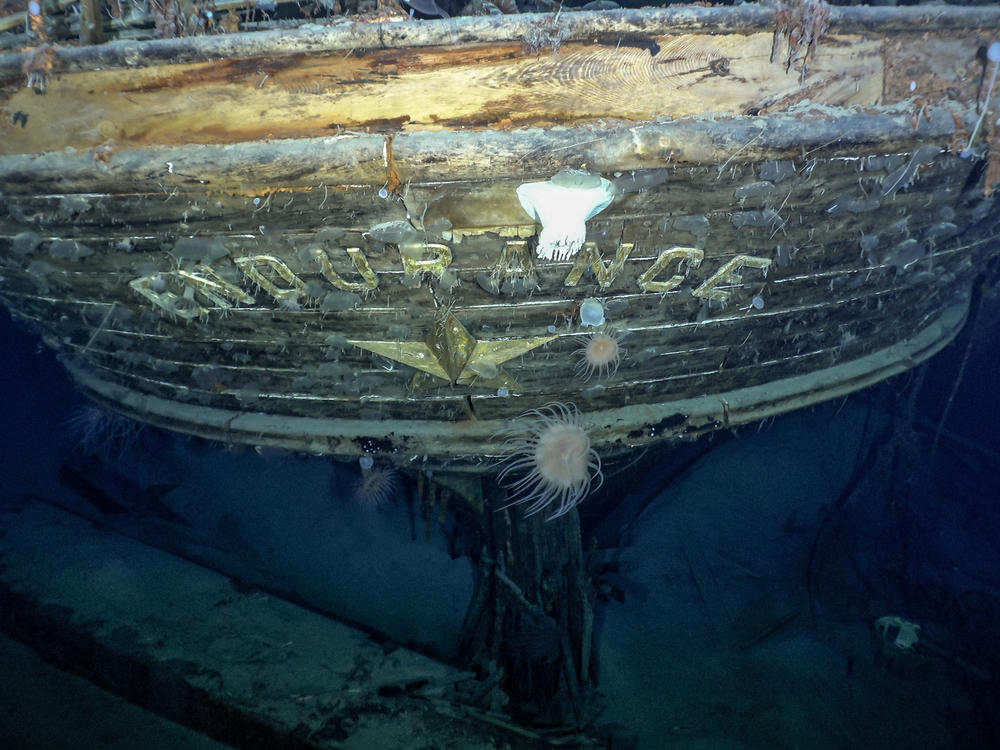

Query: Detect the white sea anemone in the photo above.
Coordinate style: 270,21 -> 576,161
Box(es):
496,402 -> 603,519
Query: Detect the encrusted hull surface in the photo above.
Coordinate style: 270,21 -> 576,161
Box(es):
1,6 -> 998,469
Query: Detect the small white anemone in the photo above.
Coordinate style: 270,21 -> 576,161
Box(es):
516,170 -> 616,261
495,402 -> 603,519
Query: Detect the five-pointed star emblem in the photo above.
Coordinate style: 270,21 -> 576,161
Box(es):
350,313 -> 555,391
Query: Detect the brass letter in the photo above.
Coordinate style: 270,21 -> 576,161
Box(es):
177,266 -> 256,307
636,246 -> 704,292
132,266 -> 255,318
693,255 -> 771,303
564,242 -> 634,288
234,255 -> 307,303
399,242 -> 453,282
484,240 -> 537,294
305,246 -> 379,292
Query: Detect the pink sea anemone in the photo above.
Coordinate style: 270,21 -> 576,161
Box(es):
574,329 -> 623,381
496,402 -> 602,519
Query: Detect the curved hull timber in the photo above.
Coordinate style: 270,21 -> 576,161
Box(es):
1,6 -> 999,471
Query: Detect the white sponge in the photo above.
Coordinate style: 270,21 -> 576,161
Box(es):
516,170 -> 616,261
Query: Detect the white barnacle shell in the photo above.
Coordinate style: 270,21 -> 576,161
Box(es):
516,170 -> 616,261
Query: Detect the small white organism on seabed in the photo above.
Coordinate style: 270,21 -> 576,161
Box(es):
875,615 -> 921,652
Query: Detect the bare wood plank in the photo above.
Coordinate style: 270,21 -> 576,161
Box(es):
1,32 -> 883,154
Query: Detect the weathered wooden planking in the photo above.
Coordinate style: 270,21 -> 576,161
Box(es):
0,139 -> 984,323
0,226 -> 979,429
0,103 -> 972,198
0,126 -> 975,279
50,294 -> 967,461
4,204 -> 972,456
0,147 -> 971,248
2,6 -> 996,72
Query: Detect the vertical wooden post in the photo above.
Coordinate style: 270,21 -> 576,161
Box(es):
457,476 -> 594,726
494,506 -> 593,724
80,0 -> 104,45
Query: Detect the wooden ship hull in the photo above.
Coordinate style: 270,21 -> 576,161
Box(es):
1,4 -> 999,472
3,3 -> 1000,736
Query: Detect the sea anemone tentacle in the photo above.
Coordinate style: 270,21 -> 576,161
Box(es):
494,402 -> 602,520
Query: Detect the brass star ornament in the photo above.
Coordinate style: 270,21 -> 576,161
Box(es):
350,313 -> 555,391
